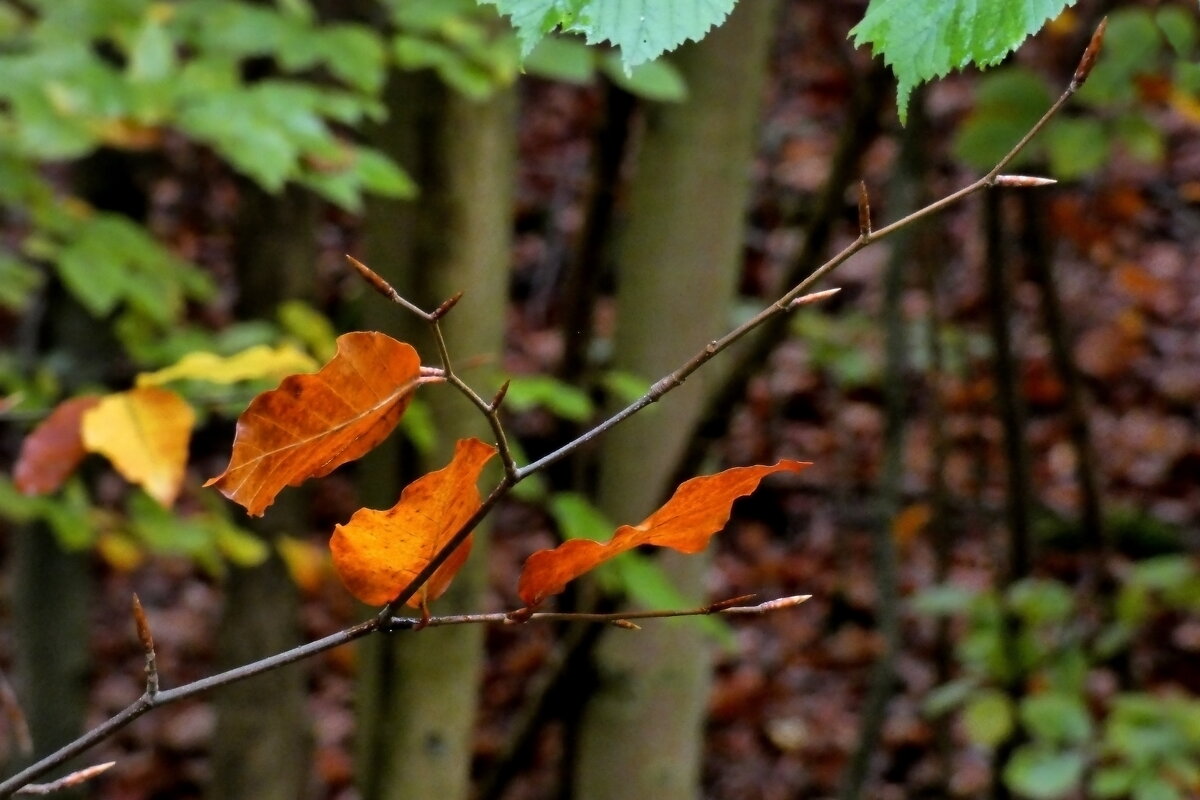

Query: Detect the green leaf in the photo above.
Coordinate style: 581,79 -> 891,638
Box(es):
1132,775 -> 1182,800
524,35 -> 596,83
600,52 -> 687,101
1003,745 -> 1085,799
1090,766 -> 1135,799
1006,577 -> 1075,624
0,254 -> 43,310
1020,692 -> 1093,745
923,677 -> 979,716
851,0 -> 1075,123
1115,113 -> 1166,164
127,16 -> 176,83
1157,6 -> 1197,57
317,24 -> 387,94
505,375 -> 594,422
353,147 -> 418,199
963,688 -> 1015,747
600,369 -> 651,405
1045,116 -> 1108,179
484,0 -> 736,68
910,584 -> 978,616
549,491 -> 613,542
953,67 -> 1053,170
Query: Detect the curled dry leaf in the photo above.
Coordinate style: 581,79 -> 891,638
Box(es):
330,437 -> 497,607
14,396 -> 101,495
206,332 -> 427,516
518,459 -> 810,607
81,388 -> 195,508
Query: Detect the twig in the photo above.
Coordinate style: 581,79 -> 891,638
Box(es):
131,595 -> 158,697
386,594 -> 810,629
0,22 -> 1105,796
14,762 -> 115,796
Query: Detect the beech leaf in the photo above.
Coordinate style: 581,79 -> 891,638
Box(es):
206,332 -> 426,516
14,396 -> 101,495
81,388 -> 196,508
136,344 -> 318,387
330,437 -> 497,607
518,459 -> 809,606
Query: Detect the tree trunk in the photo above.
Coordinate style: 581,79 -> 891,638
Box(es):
572,3 -> 779,799
208,185 -> 318,800
355,69 -> 514,800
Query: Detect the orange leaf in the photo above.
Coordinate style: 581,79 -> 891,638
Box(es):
81,387 -> 195,507
14,396 -> 100,495
206,332 -> 426,516
518,459 -> 809,607
330,437 -> 497,607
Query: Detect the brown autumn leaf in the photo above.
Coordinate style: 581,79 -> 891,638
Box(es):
206,332 -> 429,516
14,396 -> 101,495
81,387 -> 195,508
518,459 -> 810,607
330,437 -> 497,608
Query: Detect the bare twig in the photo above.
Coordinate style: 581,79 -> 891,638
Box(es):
385,594 -> 810,629
14,762 -> 115,796
131,595 -> 158,697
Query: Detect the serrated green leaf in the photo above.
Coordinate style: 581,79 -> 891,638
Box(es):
851,0 -> 1075,123
600,52 -> 687,101
1003,745 -> 1085,799
479,0 -> 589,56
964,688 -> 1015,747
485,0 -> 735,68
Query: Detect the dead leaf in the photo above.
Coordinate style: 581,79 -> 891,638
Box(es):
206,332 -> 427,516
81,388 -> 195,507
518,459 -> 809,607
14,396 -> 100,494
330,437 -> 497,607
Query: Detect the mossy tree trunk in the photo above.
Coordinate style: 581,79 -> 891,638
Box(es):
572,3 -> 779,799
354,69 -> 514,800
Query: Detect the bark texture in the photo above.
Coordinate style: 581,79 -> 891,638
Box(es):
572,3 -> 780,798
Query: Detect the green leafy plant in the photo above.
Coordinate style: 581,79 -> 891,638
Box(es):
918,556 -> 1200,799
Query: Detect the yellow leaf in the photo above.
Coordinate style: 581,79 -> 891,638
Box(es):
136,344 -> 318,387
82,387 -> 195,507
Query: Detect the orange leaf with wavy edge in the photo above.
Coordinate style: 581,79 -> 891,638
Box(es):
81,388 -> 195,508
330,437 -> 497,607
206,332 -> 428,516
518,459 -> 810,607
14,396 -> 101,495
